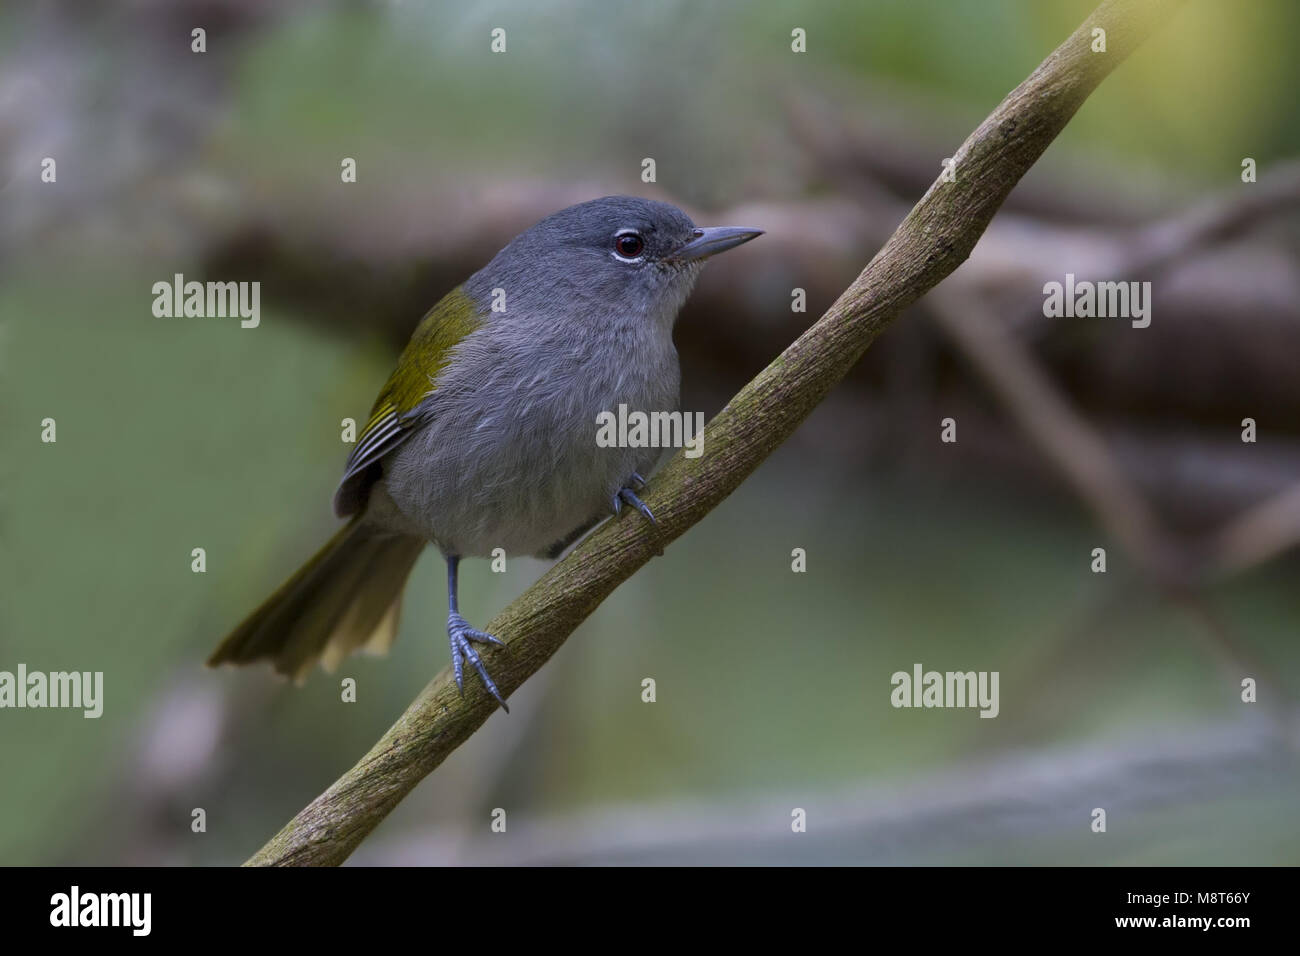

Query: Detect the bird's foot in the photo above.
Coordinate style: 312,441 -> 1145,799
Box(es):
612,474 -> 665,556
447,612 -> 508,712
612,473 -> 657,526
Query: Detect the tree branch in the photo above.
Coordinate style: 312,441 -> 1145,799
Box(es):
246,0 -> 1186,866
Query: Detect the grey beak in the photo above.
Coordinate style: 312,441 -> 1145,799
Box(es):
672,226 -> 764,262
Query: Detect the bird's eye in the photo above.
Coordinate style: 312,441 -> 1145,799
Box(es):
614,232 -> 645,259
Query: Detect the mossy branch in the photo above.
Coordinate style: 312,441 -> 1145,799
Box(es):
246,0 -> 1185,866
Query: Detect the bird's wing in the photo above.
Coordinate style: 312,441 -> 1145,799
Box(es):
333,285 -> 482,517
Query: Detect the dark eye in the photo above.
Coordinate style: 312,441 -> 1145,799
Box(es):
614,233 -> 644,258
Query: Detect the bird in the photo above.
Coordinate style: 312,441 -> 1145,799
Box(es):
207,196 -> 762,711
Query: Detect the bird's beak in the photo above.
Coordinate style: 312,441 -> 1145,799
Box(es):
671,226 -> 764,262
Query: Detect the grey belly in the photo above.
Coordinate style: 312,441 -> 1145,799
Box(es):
371,387 -> 667,558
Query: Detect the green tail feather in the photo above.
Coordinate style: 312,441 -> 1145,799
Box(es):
208,520 -> 425,682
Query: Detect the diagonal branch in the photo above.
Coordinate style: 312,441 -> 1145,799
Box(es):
246,0 -> 1186,866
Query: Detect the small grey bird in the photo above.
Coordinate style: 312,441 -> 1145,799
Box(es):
208,196 -> 762,710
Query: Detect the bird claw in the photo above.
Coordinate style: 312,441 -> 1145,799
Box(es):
612,479 -> 665,556
447,612 -> 508,712
613,485 -> 657,526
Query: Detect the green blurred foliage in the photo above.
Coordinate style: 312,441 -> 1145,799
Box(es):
218,0 -> 1300,201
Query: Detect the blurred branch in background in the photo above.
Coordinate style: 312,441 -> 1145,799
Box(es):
245,0 -> 1190,866
351,718 -> 1299,865
1120,159 -> 1300,274
931,276 -> 1300,589
929,283 -> 1169,579
1210,483 -> 1300,578
929,282 -> 1294,714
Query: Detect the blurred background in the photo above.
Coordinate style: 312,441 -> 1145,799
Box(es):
2,0 -> 1298,865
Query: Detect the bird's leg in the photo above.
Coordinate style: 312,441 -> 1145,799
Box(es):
611,472 -> 657,526
445,555 -> 508,712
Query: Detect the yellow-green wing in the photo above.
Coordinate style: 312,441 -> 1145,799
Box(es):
333,285 -> 482,517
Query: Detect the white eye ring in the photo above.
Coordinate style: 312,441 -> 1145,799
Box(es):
611,228 -> 646,262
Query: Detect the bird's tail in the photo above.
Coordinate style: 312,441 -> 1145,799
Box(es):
207,519 -> 426,682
